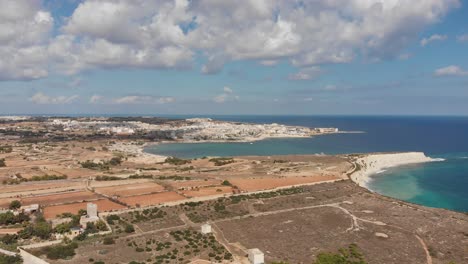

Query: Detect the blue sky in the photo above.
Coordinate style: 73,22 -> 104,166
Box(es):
0,0 -> 467,115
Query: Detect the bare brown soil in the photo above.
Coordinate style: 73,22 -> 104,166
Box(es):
43,199 -> 127,219
119,191 -> 186,207
20,191 -> 99,206
94,182 -> 165,197
181,186 -> 233,197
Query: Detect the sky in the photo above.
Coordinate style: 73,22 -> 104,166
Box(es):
0,0 -> 467,116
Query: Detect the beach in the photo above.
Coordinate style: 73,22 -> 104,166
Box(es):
350,152 -> 441,188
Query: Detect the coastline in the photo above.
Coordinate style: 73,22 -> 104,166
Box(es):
350,152 -> 443,188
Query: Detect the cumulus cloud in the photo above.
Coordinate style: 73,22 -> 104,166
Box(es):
289,67 -> 322,80
29,92 -> 79,104
0,0 -> 461,81
213,87 -> 238,103
0,0 -> 53,81
113,95 -> 175,104
434,65 -> 468,77
89,95 -> 103,104
420,34 -> 448,46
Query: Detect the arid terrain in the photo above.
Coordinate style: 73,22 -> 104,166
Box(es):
0,117 -> 467,264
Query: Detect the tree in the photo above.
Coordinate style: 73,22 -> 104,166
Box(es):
33,221 -> 53,239
124,224 -> 135,233
95,220 -> 108,231
9,200 -> 21,210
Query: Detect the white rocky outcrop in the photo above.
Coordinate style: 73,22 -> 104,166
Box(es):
351,152 -> 442,187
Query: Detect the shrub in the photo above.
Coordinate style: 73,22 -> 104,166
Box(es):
43,243 -> 78,260
8,200 -> 21,210
124,224 -> 135,233
0,254 -> 22,264
0,159 -> 6,167
165,157 -> 191,165
103,237 -> 115,245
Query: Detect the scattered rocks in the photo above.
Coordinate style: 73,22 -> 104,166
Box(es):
375,232 -> 389,238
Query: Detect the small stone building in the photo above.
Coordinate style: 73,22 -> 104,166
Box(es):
201,223 -> 212,234
248,248 -> 264,264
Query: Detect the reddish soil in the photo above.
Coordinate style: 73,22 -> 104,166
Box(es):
181,186 -> 233,197
94,182 -> 165,197
43,199 -> 127,219
168,179 -> 222,189
119,192 -> 185,207
21,191 -> 99,206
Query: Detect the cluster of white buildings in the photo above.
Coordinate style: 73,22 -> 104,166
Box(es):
48,118 -> 338,141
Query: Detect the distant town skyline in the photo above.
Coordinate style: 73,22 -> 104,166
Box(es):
0,0 -> 467,115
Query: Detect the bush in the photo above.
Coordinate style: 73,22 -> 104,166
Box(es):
165,157 -> 191,165
124,224 -> 135,233
314,244 -> 367,264
8,200 -> 21,210
43,243 -> 78,260
103,237 -> 115,245
0,254 -> 22,264
0,159 -> 6,167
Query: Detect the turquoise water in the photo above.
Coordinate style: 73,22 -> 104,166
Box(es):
144,116 -> 468,212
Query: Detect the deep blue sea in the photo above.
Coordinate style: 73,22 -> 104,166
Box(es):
144,116 -> 468,212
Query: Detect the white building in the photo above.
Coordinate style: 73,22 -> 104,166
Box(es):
201,223 -> 212,234
248,248 -> 264,264
20,204 -> 39,214
79,203 -> 99,227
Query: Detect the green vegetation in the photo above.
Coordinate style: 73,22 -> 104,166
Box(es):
209,157 -> 235,166
80,157 -> 122,171
313,244 -> 367,264
0,212 -> 30,226
105,215 -> 120,225
85,220 -> 108,233
128,174 -> 153,180
95,175 -> 121,181
3,174 -> 67,185
124,224 -> 135,233
156,175 -> 191,181
165,157 -> 191,165
8,200 -> 21,210
37,242 -> 78,260
1,234 -> 18,245
127,208 -> 167,223
18,217 -> 52,240
221,180 -> 232,186
0,253 -> 22,264
230,187 -> 304,203
0,145 -> 13,153
103,237 -> 115,245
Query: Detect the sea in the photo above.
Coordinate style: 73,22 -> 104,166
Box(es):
144,115 -> 468,212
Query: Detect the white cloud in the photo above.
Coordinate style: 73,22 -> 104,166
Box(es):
213,86 -> 238,103
223,86 -> 233,94
457,34 -> 468,42
113,95 -> 175,104
434,65 -> 468,77
29,92 -> 79,104
89,95 -> 103,104
289,67 -> 322,80
420,34 -> 448,46
0,0 -> 53,81
213,94 -> 227,103
0,0 -> 461,81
